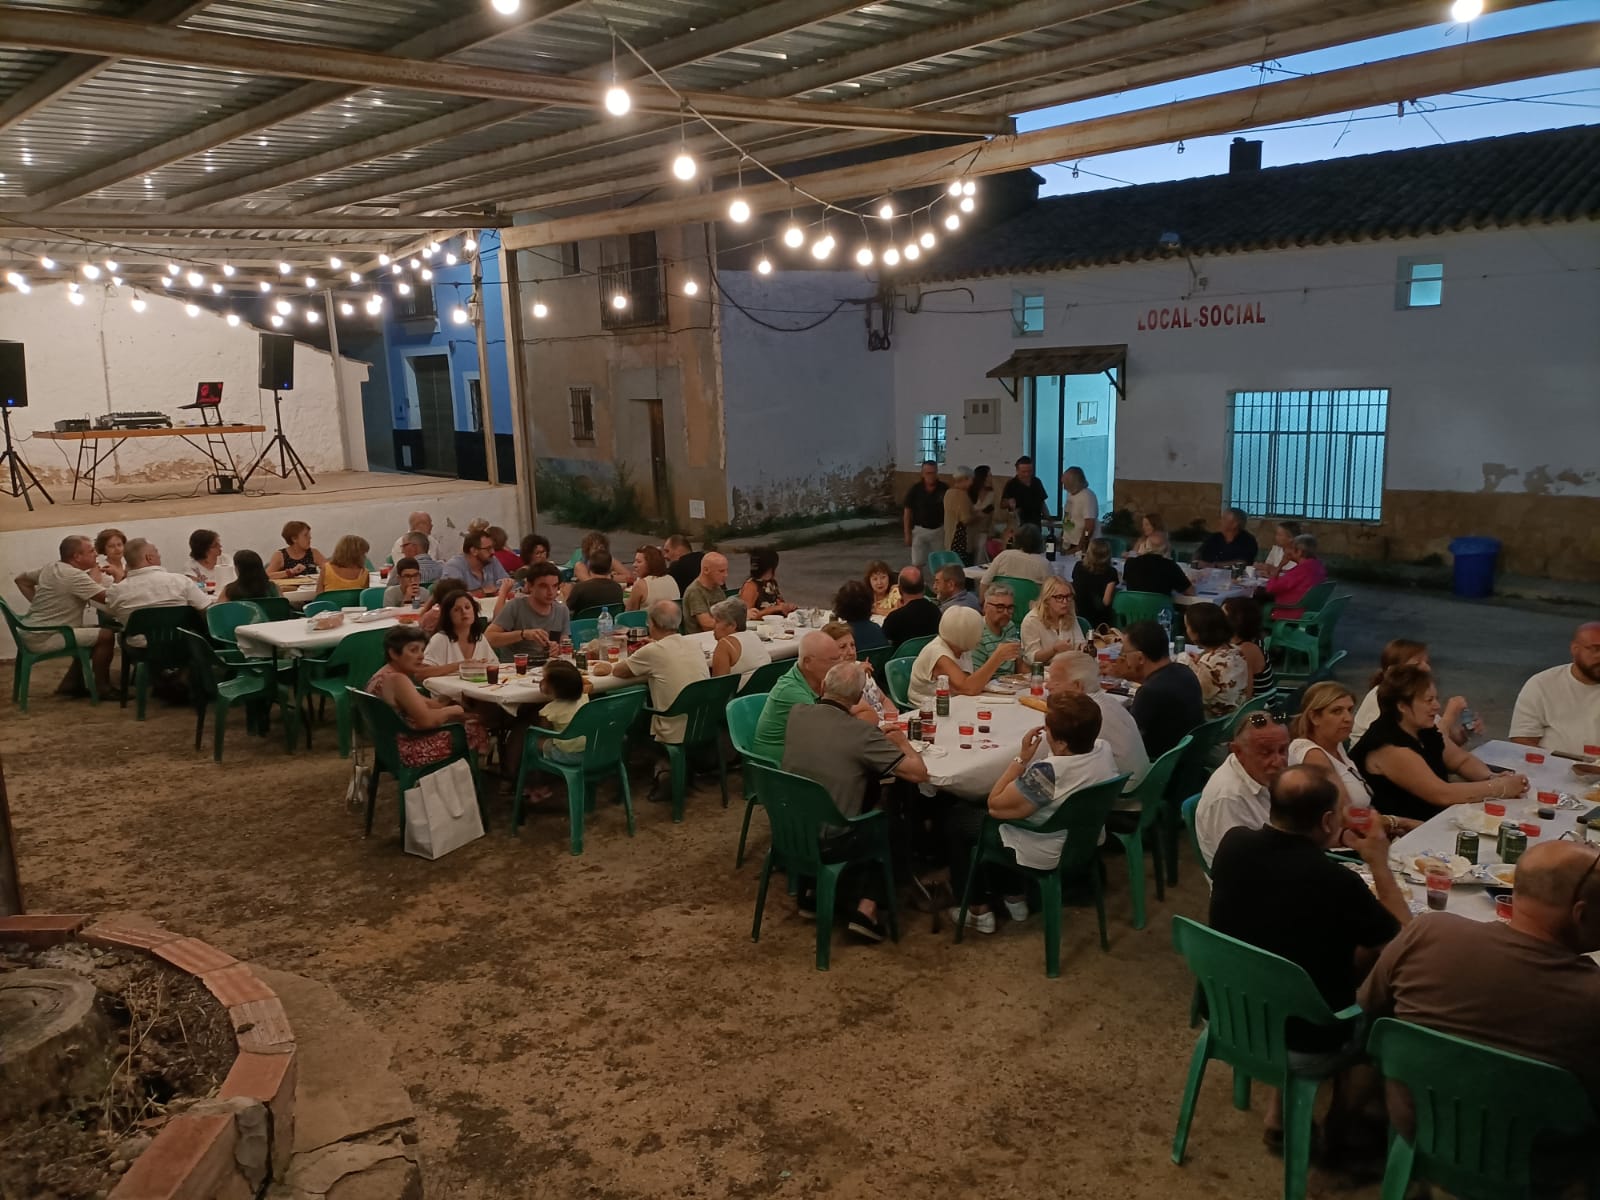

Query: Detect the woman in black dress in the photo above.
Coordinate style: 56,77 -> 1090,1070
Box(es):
1072,537 -> 1119,629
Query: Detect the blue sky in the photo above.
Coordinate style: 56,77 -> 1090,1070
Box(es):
1017,1 -> 1600,194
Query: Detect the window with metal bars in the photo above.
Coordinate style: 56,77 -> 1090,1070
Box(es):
917,413 -> 947,465
1227,389 -> 1389,522
569,387 -> 595,443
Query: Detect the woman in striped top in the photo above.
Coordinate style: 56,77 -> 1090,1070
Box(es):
1222,595 -> 1274,696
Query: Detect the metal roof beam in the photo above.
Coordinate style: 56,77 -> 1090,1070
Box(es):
0,213 -> 489,232
501,24 -> 1599,248
13,0 -> 588,209
169,0 -> 866,213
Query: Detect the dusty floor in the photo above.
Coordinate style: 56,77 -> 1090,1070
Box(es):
3,540 -> 1586,1199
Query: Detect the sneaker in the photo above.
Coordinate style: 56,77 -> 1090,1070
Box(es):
948,907 -> 996,935
846,910 -> 886,943
1003,897 -> 1030,923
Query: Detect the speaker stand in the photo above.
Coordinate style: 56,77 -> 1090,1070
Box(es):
0,409 -> 52,512
242,390 -> 315,490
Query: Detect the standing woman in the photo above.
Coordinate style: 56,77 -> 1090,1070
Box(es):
967,466 -> 996,565
267,520 -> 325,579
318,535 -> 370,594
739,546 -> 796,619
1020,577 -> 1085,666
1221,595 -> 1273,697
1071,538 -> 1119,630
627,545 -> 681,611
943,465 -> 978,565
95,528 -> 128,582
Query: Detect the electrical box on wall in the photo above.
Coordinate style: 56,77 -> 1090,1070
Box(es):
964,398 -> 999,435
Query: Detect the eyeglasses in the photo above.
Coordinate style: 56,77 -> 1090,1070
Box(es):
1572,846 -> 1600,910
1245,711 -> 1287,728
986,602 -> 1013,611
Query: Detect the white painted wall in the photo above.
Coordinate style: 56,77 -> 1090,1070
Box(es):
0,283 -> 370,484
720,269 -> 895,521
892,222 -> 1600,498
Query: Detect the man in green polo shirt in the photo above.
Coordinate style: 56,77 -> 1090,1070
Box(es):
971,583 -> 1021,676
752,631 -> 843,762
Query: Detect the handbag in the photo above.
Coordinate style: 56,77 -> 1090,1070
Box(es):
950,521 -> 969,557
402,758 -> 484,860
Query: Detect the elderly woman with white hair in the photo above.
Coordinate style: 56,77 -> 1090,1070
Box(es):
908,606 -> 1021,707
709,596 -> 773,688
1259,532 -> 1329,620
942,464 -> 978,564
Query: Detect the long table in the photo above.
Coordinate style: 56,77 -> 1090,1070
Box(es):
234,595 -> 499,657
33,423 -> 265,505
965,555 -> 1253,607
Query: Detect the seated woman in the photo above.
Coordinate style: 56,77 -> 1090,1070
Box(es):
908,607 -> 1019,707
1221,595 -> 1273,697
821,620 -> 900,721
1181,601 -> 1249,717
1119,532 -> 1194,598
418,588 -> 498,680
709,597 -> 773,687
1348,637 -> 1488,749
223,550 -> 275,602
487,526 -> 521,575
417,577 -> 468,638
944,692 -> 1119,933
1259,520 -> 1301,578
627,545 -> 681,611
95,527 -> 128,583
1020,577 -> 1085,666
979,523 -> 1050,592
186,528 -> 234,590
571,532 -> 633,585
1071,538 -> 1119,630
366,625 -> 489,766
1132,511 -> 1165,557
1258,533 -> 1327,619
318,535 -> 370,594
832,579 -> 889,652
1290,681 -> 1419,837
520,533 -> 551,565
739,546 -> 796,619
1351,664 -> 1528,823
267,520 -> 325,580
864,559 -> 899,617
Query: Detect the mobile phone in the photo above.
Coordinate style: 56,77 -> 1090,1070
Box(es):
1486,764 -> 1514,774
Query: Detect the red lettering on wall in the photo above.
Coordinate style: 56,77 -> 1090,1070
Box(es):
1134,301 -> 1268,332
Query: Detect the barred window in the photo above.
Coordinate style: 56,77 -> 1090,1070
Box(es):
917,413 -> 947,465
569,387 -> 595,443
1228,389 -> 1388,522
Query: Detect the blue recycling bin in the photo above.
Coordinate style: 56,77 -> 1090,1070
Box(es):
1448,536 -> 1501,599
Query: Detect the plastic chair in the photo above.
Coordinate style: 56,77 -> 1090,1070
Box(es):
316,588 -> 366,610
347,688 -> 483,838
991,574 -> 1040,612
884,657 -> 913,711
726,693 -> 778,868
1164,710 -> 1235,880
926,550 -> 963,572
1366,1017 -> 1598,1200
0,595 -> 100,712
1273,595 -> 1350,683
745,762 -> 899,972
954,774 -> 1129,978
511,688 -> 648,855
303,600 -> 340,617
1102,535 -> 1131,558
360,586 -> 388,610
617,610 -> 649,629
205,600 -> 265,648
568,618 -> 598,647
574,603 -> 625,622
1179,793 -> 1210,879
1170,916 -> 1365,1200
646,674 -> 741,821
299,628 -> 390,757
119,606 -> 206,719
1112,589 -> 1174,627
857,643 -> 893,678
1272,581 -> 1336,628
739,659 -> 790,696
180,629 -> 298,762
889,633 -> 935,660
253,595 -> 293,622
1077,616 -> 1093,637
1104,736 -> 1191,931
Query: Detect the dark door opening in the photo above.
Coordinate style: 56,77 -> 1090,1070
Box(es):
410,354 -> 456,477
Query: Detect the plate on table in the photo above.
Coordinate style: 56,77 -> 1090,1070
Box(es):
1477,863 -> 1516,892
1399,853 -> 1477,885
1452,809 -> 1505,837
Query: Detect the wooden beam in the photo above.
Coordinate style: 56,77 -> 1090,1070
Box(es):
0,212 -> 495,232
502,24 -> 1600,249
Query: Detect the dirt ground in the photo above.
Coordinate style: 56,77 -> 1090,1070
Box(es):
3,548 -> 1584,1200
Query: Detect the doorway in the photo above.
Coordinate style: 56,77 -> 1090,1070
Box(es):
626,396 -> 670,518
406,353 -> 456,477
1026,368 -> 1119,518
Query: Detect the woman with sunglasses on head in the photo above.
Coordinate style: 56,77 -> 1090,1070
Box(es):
1290,682 -> 1419,837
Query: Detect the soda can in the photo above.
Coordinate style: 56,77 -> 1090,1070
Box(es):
1496,820 -> 1518,860
1502,829 -> 1528,864
1454,830 -> 1479,864
907,715 -> 922,742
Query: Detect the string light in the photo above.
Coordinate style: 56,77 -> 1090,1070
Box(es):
672,150 -> 696,180
270,314 -> 285,327
1451,0 -> 1483,19
611,292 -> 629,310
303,275 -> 317,288
728,197 -> 751,223
366,297 -> 383,315
275,299 -> 292,315
222,262 -> 235,276
904,242 -> 920,261
4,271 -> 25,288
451,306 -> 469,324
210,282 -> 223,294
68,290 -> 85,306
491,0 -> 519,13
408,258 -> 420,270
962,180 -> 976,197
305,309 -> 320,324
854,246 -> 874,267
111,276 -> 123,287
82,263 -> 101,280
959,196 -> 975,213
161,276 -> 174,289
427,240 -> 441,256
186,270 -> 203,287
877,198 -> 895,220
184,303 -> 200,318
259,281 -> 272,293
463,237 -> 477,252
882,247 -> 901,266
945,212 -> 961,231
947,181 -> 963,197
444,252 -> 457,266
420,268 -> 433,280
103,259 -> 119,272
920,230 -> 936,249
531,299 -> 548,318
422,245 -> 435,260
130,295 -> 146,313
391,263 -> 404,275
378,253 -> 391,266
225,313 -> 240,326
682,278 -> 699,296
278,261 -> 291,274
782,223 -> 804,249
604,83 -> 631,115
39,256 -> 56,269
349,271 -> 361,283
397,281 -> 411,295
809,233 -> 834,260
755,254 -> 773,275
339,301 -> 354,316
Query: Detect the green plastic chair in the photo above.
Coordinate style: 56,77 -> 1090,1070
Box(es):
252,595 -> 293,622
1104,736 -> 1191,931
317,588 -> 366,610
574,603 -> 625,622
1179,793 -> 1210,879
360,586 -> 388,610
646,673 -> 741,821
726,693 -> 778,868
205,600 -> 265,648
180,629 -> 299,762
1170,916 -> 1365,1200
926,550 -> 963,572
1366,1018 -> 1598,1200
347,688 -> 483,838
857,643 -> 893,678
119,606 -> 206,719
303,600 -> 339,616
1165,710 -> 1235,880
617,610 -> 649,629
1077,615 -> 1094,637
568,618 -> 598,647
1102,535 -> 1131,558
954,774 -> 1129,978
299,628 -> 390,757
1112,589 -> 1174,627
991,574 -> 1040,612
1272,595 -> 1349,683
1271,581 -> 1336,630
745,762 -> 899,972
511,688 -> 648,855
889,633 -> 935,660
0,595 -> 100,712
884,657 -> 913,711
739,659 -> 790,696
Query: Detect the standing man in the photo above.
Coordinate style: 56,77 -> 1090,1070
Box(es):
662,534 -> 704,594
612,600 -> 713,803
681,552 -> 728,633
12,534 -> 117,697
389,511 -> 432,566
1193,507 -> 1259,568
441,530 -> 510,596
487,562 -> 570,662
1060,466 -> 1099,554
1509,621 -> 1600,758
902,460 -> 948,572
1194,714 -> 1291,867
1001,455 -> 1050,533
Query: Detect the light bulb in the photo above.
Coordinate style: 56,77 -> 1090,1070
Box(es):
378,253 -> 391,266
947,181 -> 963,197
111,276 -> 123,288
904,243 -> 920,261
882,247 -> 900,266
672,151 -> 696,180
339,302 -> 354,316
12,281 -> 28,294
531,300 -> 548,318
491,0 -> 519,13
397,281 -> 411,295
756,256 -> 773,275
451,306 -> 469,324
463,237 -> 477,252
278,261 -> 291,274
855,246 -> 874,267
39,256 -> 56,269
604,84 -> 631,116
427,240 -> 440,255
920,231 -> 935,249
877,200 -> 894,220
809,237 -> 830,260
306,309 -> 320,324
161,276 -> 174,288
1450,0 -> 1483,19
82,263 -> 101,280
167,261 -> 180,274
444,253 -> 457,266
225,313 -> 240,326
131,296 -> 146,312
68,291 -> 85,306
184,303 -> 200,318
408,258 -> 420,270
421,245 -> 434,260
682,278 -> 699,296
210,282 -> 223,294
328,255 -> 342,269
304,275 -> 317,288
962,180 -> 976,196
270,313 -> 284,327
782,224 -> 804,249
611,292 -> 628,310
222,262 -> 235,276
366,298 -> 383,315
391,263 -> 404,275
275,299 -> 292,315
4,271 -> 23,287
420,268 -> 433,280
186,270 -> 204,287
259,281 -> 272,293
349,271 -> 361,283
728,197 -> 751,223
945,212 -> 961,231
104,259 -> 119,271
959,196 -> 975,213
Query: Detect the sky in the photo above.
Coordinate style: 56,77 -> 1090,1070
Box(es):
1016,1 -> 1600,195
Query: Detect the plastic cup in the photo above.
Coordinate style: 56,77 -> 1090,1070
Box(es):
1483,800 -> 1506,817
514,653 -> 528,675
1424,869 -> 1453,911
1585,745 -> 1600,758
959,724 -> 975,737
1536,790 -> 1559,805
1525,751 -> 1545,765
485,662 -> 500,685
380,565 -> 391,578
1494,893 -> 1514,920
976,709 -> 992,721
1518,821 -> 1541,838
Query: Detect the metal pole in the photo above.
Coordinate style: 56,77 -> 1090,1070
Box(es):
321,288 -> 355,471
470,252 -> 499,486
497,242 -> 536,531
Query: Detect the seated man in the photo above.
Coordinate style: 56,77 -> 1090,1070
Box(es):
932,563 -> 981,614
1046,651 -> 1149,790
13,533 -> 116,697
486,562 -> 570,662
611,600 -> 712,803
400,531 -> 444,584
782,661 -> 929,942
663,533 -> 704,593
680,552 -> 728,633
1359,840 -> 1600,1113
1509,621 -> 1600,758
880,566 -> 942,648
1258,533 -> 1328,620
441,530 -> 510,596
104,538 -> 213,644
1210,766 -> 1407,1145
383,557 -> 426,608
1120,620 -> 1204,759
970,583 -> 1021,676
388,511 -> 431,566
1192,506 -> 1259,568
1121,533 -> 1195,598
565,549 -> 627,615
752,631 -> 844,764
1194,713 -> 1289,867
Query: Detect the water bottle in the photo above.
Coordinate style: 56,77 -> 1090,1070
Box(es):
597,609 -> 614,644
1157,607 -> 1172,647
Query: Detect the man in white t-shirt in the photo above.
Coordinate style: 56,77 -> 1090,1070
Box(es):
13,533 -> 116,696
1194,717 -> 1289,868
1060,466 -> 1098,554
1044,651 -> 1150,795
1509,622 -> 1600,758
612,599 -> 712,803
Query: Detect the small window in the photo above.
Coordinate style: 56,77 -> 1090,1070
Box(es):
569,387 -> 595,443
1228,388 -> 1389,522
1397,259 -> 1442,309
917,413 -> 947,464
558,243 -> 581,277
1012,291 -> 1045,336
465,377 -> 482,433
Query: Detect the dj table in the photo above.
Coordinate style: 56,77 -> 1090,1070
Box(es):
33,424 -> 266,505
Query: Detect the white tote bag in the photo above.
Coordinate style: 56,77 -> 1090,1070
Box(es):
402,758 -> 484,860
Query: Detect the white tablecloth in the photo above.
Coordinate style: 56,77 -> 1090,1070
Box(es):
912,691 -> 1045,800
963,556 -> 1252,607
235,596 -> 497,657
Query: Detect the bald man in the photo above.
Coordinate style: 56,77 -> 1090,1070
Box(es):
752,630 -> 874,763
681,551 -> 728,633
389,511 -> 433,566
1509,621 -> 1600,758
1360,839 -> 1600,1110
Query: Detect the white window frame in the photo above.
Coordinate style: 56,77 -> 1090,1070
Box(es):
1011,291 -> 1046,337
916,413 -> 947,465
1396,258 -> 1443,309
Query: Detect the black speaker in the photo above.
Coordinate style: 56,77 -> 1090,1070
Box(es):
0,341 -> 26,408
258,332 -> 294,392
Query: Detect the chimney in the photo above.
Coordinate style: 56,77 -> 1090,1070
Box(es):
1230,137 -> 1262,174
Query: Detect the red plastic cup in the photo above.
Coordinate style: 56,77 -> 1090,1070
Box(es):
1424,868 -> 1453,911
1494,893 -> 1514,920
1518,821 -> 1541,838
1585,745 -> 1600,758
1483,800 -> 1506,817
1525,751 -> 1545,765
380,565 -> 391,578
1536,790 -> 1559,806
1029,683 -> 1044,697
485,662 -> 500,685
959,724 -> 975,737
976,709 -> 992,721
514,653 -> 528,675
